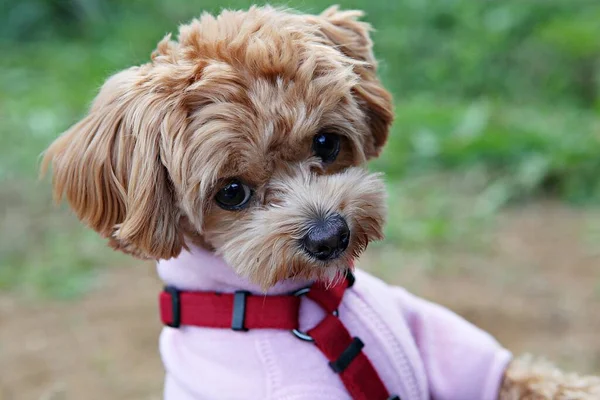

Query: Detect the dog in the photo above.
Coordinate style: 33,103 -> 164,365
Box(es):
42,6 -> 600,399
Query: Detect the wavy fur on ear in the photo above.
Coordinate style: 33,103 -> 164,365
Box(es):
312,6 -> 394,158
41,66 -> 185,259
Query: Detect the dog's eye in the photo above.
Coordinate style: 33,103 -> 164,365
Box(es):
313,131 -> 340,163
215,179 -> 252,210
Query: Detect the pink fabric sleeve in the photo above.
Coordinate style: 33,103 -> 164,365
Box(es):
392,287 -> 512,400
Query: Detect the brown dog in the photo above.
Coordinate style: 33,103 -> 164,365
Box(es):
42,6 -> 600,399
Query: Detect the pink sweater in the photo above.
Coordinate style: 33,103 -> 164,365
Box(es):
157,245 -> 511,400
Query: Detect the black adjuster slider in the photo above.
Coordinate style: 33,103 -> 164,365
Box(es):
329,337 -> 364,373
231,290 -> 250,331
164,286 -> 181,328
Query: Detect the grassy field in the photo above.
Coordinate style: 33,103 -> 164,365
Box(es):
2,0 -> 600,398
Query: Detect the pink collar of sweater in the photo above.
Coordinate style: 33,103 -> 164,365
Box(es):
157,243 -> 313,295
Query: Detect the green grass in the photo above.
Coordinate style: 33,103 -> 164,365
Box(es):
376,98 -> 600,204
0,181 -> 128,299
1,0 -> 600,298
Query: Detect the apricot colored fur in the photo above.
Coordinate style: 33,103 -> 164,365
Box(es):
42,6 -> 599,398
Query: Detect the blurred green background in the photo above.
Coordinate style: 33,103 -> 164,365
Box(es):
2,1 -> 600,398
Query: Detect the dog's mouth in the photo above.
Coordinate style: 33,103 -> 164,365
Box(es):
347,258 -> 355,271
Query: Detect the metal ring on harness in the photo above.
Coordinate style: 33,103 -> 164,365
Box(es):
290,286 -> 339,342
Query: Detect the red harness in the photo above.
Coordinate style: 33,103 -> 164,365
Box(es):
159,272 -> 400,400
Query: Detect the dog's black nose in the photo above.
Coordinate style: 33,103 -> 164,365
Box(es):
303,214 -> 350,261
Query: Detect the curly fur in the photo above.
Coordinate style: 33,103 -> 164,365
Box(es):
41,5 -> 599,399
500,356 -> 600,399
41,6 -> 391,269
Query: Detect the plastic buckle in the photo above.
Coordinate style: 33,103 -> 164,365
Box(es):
231,290 -> 250,331
164,286 -> 181,328
329,337 -> 364,373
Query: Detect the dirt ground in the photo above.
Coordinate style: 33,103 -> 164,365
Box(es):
1,202 -> 599,400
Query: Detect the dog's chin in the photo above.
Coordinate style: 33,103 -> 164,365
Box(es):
295,255 -> 355,284
225,247 -> 358,291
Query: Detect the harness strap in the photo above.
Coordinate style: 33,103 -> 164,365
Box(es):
306,280 -> 394,400
159,289 -> 300,330
159,273 -> 400,400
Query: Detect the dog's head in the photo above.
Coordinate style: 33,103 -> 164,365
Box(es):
42,6 -> 393,288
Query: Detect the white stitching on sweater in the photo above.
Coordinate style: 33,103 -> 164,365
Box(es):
256,335 -> 281,400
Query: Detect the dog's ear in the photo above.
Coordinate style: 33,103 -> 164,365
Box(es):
42,66 -> 185,259
314,6 -> 393,158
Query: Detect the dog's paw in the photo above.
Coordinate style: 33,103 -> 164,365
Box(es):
499,354 -> 600,400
